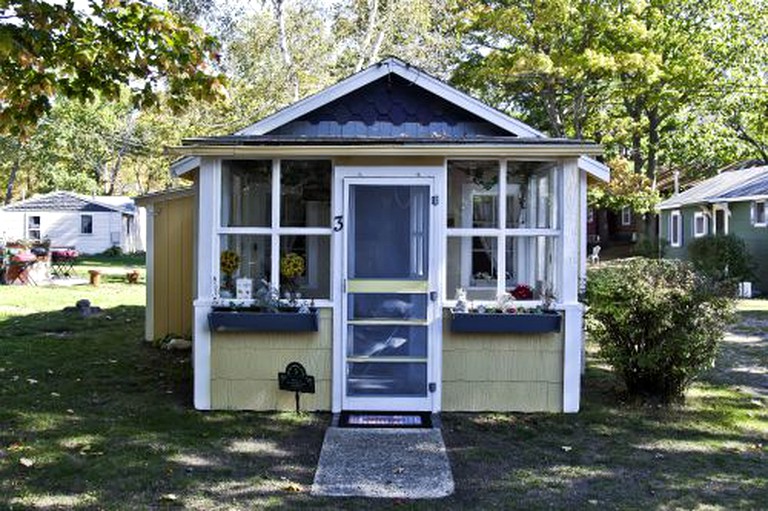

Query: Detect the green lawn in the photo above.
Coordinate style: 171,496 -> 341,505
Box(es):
1,282 -> 766,509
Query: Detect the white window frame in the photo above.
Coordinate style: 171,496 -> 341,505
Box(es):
621,206 -> 632,226
712,204 -> 729,235
446,158 -> 562,305
754,200 -> 766,227
693,211 -> 708,238
27,215 -> 41,240
80,214 -> 93,235
670,210 -> 682,247
215,158 -> 334,307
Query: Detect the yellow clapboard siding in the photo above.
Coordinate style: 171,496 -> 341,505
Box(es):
152,194 -> 195,339
210,309 -> 333,411
441,312 -> 565,412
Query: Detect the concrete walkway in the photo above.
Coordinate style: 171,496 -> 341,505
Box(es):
311,427 -> 454,499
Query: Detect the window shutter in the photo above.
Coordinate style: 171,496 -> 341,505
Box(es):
751,202 -> 756,226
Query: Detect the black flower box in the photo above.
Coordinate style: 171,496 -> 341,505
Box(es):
208,309 -> 319,333
450,311 -> 562,334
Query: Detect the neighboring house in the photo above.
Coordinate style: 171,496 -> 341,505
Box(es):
658,165 -> 768,293
0,191 -> 146,254
142,58 -> 610,415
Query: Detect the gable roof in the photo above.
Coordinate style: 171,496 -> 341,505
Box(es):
1,191 -> 134,214
657,165 -> 768,210
172,58 -> 609,181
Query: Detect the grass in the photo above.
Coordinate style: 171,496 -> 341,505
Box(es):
1,276 -> 766,509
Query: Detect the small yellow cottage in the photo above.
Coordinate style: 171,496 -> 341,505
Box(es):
139,58 -> 609,415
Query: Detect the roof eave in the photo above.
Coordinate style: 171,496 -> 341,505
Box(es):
168,143 -> 603,157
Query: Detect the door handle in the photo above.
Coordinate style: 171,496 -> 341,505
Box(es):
429,291 -> 438,302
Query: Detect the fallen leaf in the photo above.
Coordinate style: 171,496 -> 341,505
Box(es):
66,409 -> 75,414
26,378 -> 38,385
50,392 -> 60,398
19,457 -> 35,467
282,483 -> 302,492
159,493 -> 179,502
393,467 -> 405,474
561,446 -> 572,452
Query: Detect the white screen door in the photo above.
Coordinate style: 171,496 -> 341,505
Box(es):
342,177 -> 437,411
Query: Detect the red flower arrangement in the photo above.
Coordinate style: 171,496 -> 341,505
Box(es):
510,284 -> 534,300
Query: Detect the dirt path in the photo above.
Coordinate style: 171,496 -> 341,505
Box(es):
708,315 -> 768,399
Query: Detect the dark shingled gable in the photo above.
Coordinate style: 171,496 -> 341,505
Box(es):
2,191 -> 116,212
267,74 -> 511,139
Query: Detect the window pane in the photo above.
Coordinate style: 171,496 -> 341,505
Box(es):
507,162 -> 557,228
348,325 -> 427,357
219,234 -> 271,298
446,236 -> 498,301
280,160 -> 331,227
279,235 -> 330,299
447,160 -> 500,228
505,236 -> 556,299
347,362 -> 427,397
349,185 -> 429,279
757,202 -> 766,224
81,215 -> 93,234
221,160 -> 271,227
349,294 -> 427,320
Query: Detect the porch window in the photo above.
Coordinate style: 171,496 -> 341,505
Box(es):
27,216 -> 41,240
217,159 -> 332,301
446,160 -> 559,301
754,201 -> 766,227
670,210 -> 682,247
693,212 -> 708,237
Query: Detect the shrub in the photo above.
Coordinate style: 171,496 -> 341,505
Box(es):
687,234 -> 753,286
102,246 -> 123,257
633,238 -> 668,259
585,258 -> 735,403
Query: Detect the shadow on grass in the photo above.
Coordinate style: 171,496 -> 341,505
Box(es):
441,364 -> 767,509
1,308 -> 766,509
0,306 -> 332,510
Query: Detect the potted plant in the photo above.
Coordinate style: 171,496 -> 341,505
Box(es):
208,280 -> 318,333
450,287 -> 562,333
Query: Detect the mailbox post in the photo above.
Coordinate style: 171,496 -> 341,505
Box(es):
278,362 -> 316,413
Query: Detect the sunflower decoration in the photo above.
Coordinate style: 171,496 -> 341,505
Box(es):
280,252 -> 305,279
220,250 -> 240,288
280,253 -> 305,297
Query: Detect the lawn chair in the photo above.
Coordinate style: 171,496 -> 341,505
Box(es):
589,245 -> 601,264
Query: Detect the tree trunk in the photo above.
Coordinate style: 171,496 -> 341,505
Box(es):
642,106 -> 661,242
355,0 -> 379,72
597,208 -> 610,248
4,154 -> 20,205
271,0 -> 298,101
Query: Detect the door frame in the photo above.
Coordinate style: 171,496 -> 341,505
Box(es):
331,165 -> 445,413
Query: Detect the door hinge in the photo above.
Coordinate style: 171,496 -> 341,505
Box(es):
431,195 -> 439,206
428,382 -> 437,393
429,291 -> 438,302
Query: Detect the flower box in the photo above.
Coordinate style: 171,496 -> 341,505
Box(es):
208,309 -> 319,333
450,311 -> 562,334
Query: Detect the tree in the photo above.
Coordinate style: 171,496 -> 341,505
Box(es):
451,0 -> 768,218
333,0 -> 458,78
0,0 -> 226,136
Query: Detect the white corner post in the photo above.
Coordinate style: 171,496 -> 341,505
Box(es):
560,158 -> 583,413
193,157 -> 218,410
144,204 -> 155,342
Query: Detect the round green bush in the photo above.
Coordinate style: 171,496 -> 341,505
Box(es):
686,234 -> 753,286
585,258 -> 735,403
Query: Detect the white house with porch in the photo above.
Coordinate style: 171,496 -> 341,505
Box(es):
145,58 -> 609,416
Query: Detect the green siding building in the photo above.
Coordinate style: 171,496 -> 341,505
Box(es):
658,165 -> 768,294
